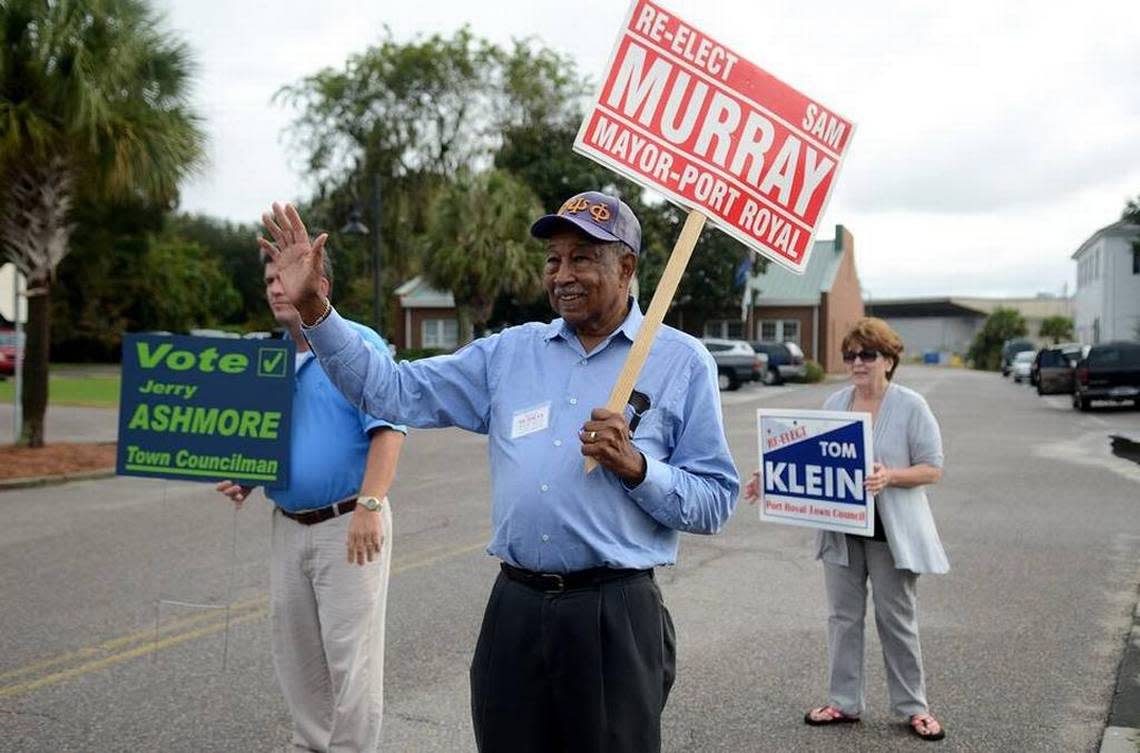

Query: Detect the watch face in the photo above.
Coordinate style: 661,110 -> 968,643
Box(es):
359,496 -> 383,511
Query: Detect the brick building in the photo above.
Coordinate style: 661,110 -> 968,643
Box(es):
390,276 -> 470,352
698,225 -> 865,372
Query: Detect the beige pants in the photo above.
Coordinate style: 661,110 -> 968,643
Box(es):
270,504 -> 393,753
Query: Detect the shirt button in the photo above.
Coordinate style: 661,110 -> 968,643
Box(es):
540,484 -> 549,492
569,398 -> 578,405
579,359 -> 587,366
553,440 -> 562,447
541,534 -> 550,542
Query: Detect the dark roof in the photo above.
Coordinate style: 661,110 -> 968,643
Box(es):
865,298 -> 986,318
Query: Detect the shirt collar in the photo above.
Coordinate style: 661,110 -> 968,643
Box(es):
544,297 -> 643,346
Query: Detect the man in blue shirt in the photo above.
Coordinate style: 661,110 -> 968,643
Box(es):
259,193 -> 738,753
215,246 -> 406,753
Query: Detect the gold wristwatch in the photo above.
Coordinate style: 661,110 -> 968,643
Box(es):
356,495 -> 386,512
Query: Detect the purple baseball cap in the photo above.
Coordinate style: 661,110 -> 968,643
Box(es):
530,191 -> 642,255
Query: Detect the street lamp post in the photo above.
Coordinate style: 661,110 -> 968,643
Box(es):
340,173 -> 384,334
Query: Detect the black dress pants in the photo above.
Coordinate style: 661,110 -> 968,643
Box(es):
470,566 -> 676,753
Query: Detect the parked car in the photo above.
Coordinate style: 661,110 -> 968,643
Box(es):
1001,339 -> 1036,377
1073,341 -> 1140,411
702,338 -> 767,391
1010,350 -> 1036,383
749,341 -> 806,385
1034,343 -> 1087,395
0,328 -> 17,377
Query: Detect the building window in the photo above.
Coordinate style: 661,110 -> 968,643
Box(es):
757,319 -> 801,345
703,319 -> 745,339
422,319 -> 458,349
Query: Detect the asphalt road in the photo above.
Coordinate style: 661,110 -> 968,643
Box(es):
1,366 -> 1138,752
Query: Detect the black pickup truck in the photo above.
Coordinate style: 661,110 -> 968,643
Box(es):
1073,341 -> 1140,411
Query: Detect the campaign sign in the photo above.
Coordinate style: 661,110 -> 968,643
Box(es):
575,0 -> 855,275
757,408 -> 874,536
117,334 -> 294,485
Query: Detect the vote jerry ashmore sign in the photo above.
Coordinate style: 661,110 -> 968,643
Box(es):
574,0 -> 855,274
757,408 -> 875,536
117,334 -> 295,485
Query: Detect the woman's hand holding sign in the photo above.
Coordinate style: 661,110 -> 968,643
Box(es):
258,202 -> 328,325
864,462 -> 893,495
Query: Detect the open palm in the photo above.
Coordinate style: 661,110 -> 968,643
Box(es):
258,202 -> 327,309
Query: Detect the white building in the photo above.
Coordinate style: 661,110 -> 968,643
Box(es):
1072,220 -> 1140,344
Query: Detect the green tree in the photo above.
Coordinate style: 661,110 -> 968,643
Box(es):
1039,315 -> 1074,344
424,170 -> 545,342
133,237 -> 241,333
0,0 -> 205,446
165,214 -> 266,328
277,27 -> 502,295
968,307 -> 1028,371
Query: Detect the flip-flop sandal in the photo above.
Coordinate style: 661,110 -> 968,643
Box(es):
909,713 -> 946,741
804,705 -> 860,726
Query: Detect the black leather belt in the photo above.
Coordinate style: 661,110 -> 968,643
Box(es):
500,562 -> 651,593
280,497 -> 356,526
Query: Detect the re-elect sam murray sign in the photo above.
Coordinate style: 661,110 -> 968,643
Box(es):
117,334 -> 294,485
757,408 -> 874,536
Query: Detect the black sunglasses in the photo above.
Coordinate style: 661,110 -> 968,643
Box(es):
842,349 -> 881,363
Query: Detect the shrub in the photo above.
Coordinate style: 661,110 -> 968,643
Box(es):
803,360 -> 825,383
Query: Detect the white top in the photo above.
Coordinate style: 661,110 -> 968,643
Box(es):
813,382 -> 950,574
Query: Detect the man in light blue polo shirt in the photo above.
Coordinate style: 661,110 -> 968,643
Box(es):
216,246 -> 405,753
258,194 -> 738,753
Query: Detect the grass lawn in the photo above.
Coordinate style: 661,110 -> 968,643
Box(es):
0,370 -> 120,408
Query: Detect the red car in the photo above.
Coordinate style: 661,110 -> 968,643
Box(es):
0,329 -> 18,376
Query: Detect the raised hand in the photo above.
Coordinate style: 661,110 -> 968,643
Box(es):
258,202 -> 328,320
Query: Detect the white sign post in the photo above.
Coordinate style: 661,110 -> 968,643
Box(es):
1,263 -> 27,443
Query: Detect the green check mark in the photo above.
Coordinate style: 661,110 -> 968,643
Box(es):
258,347 -> 287,378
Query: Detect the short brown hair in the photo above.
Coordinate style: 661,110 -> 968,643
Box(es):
841,317 -> 905,380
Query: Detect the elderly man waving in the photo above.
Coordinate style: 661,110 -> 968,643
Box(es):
259,191 -> 738,753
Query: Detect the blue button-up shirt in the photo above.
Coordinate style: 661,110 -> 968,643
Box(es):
266,321 -> 405,513
305,301 -> 738,572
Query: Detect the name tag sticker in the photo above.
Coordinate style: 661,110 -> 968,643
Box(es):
511,402 -> 551,439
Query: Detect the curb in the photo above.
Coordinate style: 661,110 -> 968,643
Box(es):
0,468 -> 116,492
1101,597 -> 1140,753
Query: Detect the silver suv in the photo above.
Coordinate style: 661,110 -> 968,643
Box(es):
701,338 -> 768,391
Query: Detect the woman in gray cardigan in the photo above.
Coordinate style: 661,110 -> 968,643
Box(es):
746,317 -> 948,741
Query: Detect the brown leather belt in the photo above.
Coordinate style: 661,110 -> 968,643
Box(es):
279,497 -> 356,526
500,562 -> 651,593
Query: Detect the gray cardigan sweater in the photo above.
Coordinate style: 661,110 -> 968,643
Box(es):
814,383 -> 950,574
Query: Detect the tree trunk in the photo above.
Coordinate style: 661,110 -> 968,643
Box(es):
20,281 -> 51,447
0,158 -> 73,448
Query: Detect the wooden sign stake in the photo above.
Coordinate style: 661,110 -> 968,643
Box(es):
586,209 -> 707,474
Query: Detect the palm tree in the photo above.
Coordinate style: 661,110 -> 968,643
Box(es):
0,0 -> 205,446
424,169 -> 545,341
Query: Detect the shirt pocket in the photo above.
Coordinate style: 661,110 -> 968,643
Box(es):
631,408 -> 671,461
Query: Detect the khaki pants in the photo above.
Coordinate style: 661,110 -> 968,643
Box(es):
823,537 -> 928,718
270,504 -> 393,753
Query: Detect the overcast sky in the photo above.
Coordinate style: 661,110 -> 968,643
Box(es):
157,0 -> 1140,300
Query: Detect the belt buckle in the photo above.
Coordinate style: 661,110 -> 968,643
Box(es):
540,573 -> 564,592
